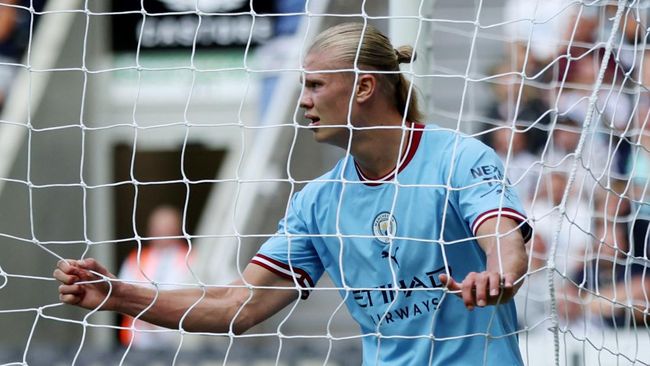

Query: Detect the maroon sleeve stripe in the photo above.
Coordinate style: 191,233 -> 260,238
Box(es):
471,208 -> 532,242
250,258 -> 310,299
250,255 -> 313,300
250,253 -> 316,297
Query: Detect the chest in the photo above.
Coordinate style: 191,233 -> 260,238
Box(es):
315,180 -> 458,243
309,183 -> 459,286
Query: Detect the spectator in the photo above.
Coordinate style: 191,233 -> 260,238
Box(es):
545,106 -> 610,197
488,122 -> 539,205
533,171 -> 593,277
587,86 -> 650,324
484,60 -> 551,155
516,169 -> 594,329
118,205 -> 194,349
503,0 -> 577,64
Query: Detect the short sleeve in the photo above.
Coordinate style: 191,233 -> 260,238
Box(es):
452,139 -> 532,242
251,193 -> 325,299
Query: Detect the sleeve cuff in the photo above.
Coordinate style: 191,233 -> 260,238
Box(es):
471,208 -> 532,243
250,254 -> 315,300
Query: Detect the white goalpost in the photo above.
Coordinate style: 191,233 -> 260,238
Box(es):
0,0 -> 648,365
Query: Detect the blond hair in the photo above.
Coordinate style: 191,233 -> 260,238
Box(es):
309,23 -> 423,122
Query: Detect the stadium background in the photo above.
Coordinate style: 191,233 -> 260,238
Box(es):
0,0 -> 648,365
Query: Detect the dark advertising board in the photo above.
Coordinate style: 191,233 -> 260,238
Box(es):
111,0 -> 277,52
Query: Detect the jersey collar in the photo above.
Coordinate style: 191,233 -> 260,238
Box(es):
354,123 -> 424,186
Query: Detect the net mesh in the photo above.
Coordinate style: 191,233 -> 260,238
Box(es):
0,0 -> 648,365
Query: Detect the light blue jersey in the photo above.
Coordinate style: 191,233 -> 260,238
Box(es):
252,124 -> 532,365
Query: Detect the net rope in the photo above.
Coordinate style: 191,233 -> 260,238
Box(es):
0,0 -> 649,365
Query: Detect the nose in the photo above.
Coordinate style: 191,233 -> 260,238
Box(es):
299,90 -> 313,109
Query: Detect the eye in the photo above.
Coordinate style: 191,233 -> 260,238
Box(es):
305,80 -> 322,90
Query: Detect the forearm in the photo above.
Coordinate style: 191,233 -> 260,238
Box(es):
440,217 -> 528,309
484,235 -> 527,283
113,283 -> 247,334
110,264 -> 301,334
478,218 -> 528,287
56,259 -> 300,334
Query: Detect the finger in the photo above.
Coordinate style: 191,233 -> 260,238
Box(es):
491,273 -> 517,304
78,258 -> 113,279
502,272 -> 515,289
58,284 -> 84,296
488,272 -> 501,298
57,259 -> 81,274
53,269 -> 79,285
474,273 -> 489,307
461,273 -> 477,310
58,283 -> 85,305
59,293 -> 82,305
438,274 -> 461,292
499,273 -> 517,301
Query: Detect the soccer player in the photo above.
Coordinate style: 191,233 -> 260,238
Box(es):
55,23 -> 531,365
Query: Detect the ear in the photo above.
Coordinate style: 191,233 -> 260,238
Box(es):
355,74 -> 376,103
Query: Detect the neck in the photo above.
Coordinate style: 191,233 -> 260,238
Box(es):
351,116 -> 413,179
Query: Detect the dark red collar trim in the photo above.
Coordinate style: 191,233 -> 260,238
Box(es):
354,123 -> 424,186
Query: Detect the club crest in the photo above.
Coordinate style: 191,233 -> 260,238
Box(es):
372,212 -> 397,244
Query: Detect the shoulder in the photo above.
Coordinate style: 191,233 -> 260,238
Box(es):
421,124 -> 495,162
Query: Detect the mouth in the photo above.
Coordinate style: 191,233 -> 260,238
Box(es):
305,115 -> 320,127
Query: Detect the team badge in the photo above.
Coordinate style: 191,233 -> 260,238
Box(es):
372,212 -> 397,244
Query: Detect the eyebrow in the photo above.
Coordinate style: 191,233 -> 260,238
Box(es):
299,73 -> 324,85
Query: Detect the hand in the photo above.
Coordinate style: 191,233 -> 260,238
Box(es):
439,271 -> 518,311
53,258 -> 120,311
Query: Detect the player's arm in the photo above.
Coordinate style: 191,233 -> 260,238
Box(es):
440,216 -> 527,310
54,258 -> 299,334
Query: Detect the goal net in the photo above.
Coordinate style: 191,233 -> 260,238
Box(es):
0,0 -> 648,365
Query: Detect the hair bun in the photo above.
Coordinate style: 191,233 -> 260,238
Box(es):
395,45 -> 416,64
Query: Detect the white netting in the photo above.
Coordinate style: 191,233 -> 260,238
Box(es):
0,0 -> 648,365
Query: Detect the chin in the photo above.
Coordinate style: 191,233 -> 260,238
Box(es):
312,131 -> 330,144
312,130 -> 349,149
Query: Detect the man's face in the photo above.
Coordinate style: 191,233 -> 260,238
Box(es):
300,51 -> 355,148
147,208 -> 182,247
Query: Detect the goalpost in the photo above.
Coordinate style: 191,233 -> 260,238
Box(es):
0,0 -> 648,365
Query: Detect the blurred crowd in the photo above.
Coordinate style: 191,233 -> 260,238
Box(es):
487,2 -> 650,332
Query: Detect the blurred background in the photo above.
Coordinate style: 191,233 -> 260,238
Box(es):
0,0 -> 648,365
